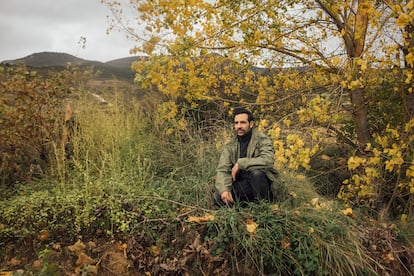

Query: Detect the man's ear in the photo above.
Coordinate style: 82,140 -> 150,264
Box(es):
250,121 -> 255,128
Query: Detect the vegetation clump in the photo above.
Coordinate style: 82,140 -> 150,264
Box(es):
0,64 -> 413,275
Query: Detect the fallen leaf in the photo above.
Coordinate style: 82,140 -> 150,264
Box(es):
320,154 -> 331,160
52,243 -> 62,251
310,198 -> 319,206
117,242 -> 128,258
342,207 -> 353,217
68,240 -> 86,254
87,241 -> 97,248
32,259 -> 42,270
382,252 -> 395,264
282,237 -> 291,249
271,204 -> 279,211
76,252 -> 95,266
9,257 -> 21,267
246,218 -> 258,234
187,213 -> 215,223
289,192 -> 298,199
38,229 -> 49,241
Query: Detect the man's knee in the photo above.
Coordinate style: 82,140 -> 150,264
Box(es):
249,170 -> 268,183
249,170 -> 273,201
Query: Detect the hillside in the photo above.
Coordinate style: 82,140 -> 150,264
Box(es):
1,52 -> 143,81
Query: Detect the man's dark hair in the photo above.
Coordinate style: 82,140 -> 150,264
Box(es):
233,107 -> 254,122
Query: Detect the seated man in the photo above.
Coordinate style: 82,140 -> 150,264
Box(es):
213,107 -> 278,206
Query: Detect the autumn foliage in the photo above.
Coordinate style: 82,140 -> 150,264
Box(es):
102,0 -> 414,219
0,65 -> 76,185
1,0 -> 414,274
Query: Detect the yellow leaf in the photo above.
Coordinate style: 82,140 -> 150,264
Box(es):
310,198 -> 319,206
320,154 -> 331,160
356,58 -> 367,71
401,214 -> 408,225
289,191 -> 298,198
342,207 -> 353,217
405,71 -> 413,84
271,204 -> 279,211
246,218 -> 258,234
396,13 -> 412,28
382,252 -> 395,264
348,156 -> 366,170
348,79 -> 363,89
283,119 -> 291,128
406,165 -> 414,177
187,213 -> 215,223
117,243 -> 128,257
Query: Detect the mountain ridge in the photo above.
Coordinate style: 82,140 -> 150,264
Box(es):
1,51 -> 142,67
1,51 -> 144,80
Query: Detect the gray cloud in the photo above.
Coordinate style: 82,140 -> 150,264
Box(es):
0,0 -> 136,62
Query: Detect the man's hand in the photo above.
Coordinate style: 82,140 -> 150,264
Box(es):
221,191 -> 234,204
231,163 -> 239,181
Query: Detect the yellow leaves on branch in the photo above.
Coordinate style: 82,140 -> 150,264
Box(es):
384,144 -> 404,172
284,134 -> 312,170
404,70 -> 413,84
347,156 -> 366,170
297,96 -> 332,124
341,120 -> 414,203
396,13 -> 412,29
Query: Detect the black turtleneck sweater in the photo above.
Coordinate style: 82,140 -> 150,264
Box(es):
238,130 -> 252,158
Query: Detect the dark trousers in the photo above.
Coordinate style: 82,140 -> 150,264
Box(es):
213,170 -> 273,206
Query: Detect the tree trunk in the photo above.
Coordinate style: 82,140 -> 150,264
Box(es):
404,23 -> 414,121
350,88 -> 371,144
349,0 -> 372,145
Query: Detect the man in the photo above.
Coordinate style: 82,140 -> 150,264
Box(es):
213,107 -> 279,206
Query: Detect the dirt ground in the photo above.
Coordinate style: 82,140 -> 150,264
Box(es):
1,224 -> 414,275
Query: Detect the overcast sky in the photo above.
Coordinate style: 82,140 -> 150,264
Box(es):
0,0 -> 137,62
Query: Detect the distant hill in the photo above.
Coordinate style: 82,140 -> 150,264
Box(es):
1,51 -> 311,81
1,52 -> 145,80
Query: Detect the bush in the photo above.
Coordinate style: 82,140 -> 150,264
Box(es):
0,65 -> 77,185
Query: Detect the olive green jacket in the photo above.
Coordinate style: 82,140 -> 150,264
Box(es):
215,129 -> 279,195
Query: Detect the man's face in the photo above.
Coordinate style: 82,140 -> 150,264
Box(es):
234,113 -> 254,136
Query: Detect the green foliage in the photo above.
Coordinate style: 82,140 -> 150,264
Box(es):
204,200 -> 377,275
